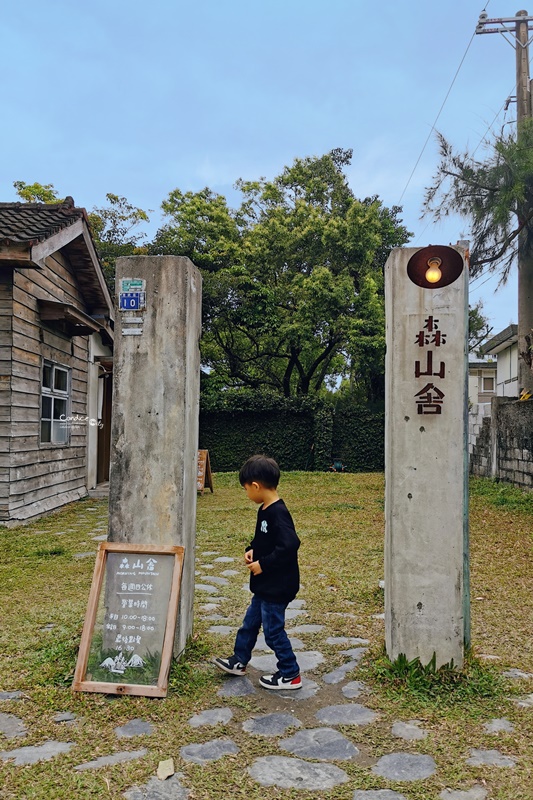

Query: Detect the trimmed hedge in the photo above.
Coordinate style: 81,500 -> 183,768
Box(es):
198,390 -> 384,472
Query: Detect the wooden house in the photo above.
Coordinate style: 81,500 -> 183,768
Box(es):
0,198 -> 114,524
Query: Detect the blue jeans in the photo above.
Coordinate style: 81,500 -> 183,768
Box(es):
234,594 -> 300,678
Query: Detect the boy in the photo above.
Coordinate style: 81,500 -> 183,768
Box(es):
213,454 -> 302,690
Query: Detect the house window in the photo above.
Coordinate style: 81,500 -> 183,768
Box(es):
482,376 -> 495,392
41,361 -> 70,444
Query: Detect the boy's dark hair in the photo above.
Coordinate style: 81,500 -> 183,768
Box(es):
239,454 -> 280,489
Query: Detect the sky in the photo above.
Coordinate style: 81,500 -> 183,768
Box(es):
0,0 -> 525,336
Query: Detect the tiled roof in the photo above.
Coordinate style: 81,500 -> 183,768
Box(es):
0,197 -> 85,246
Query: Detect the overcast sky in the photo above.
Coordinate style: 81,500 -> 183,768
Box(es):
1,0 -> 524,335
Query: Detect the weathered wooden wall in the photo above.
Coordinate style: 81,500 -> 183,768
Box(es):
0,272 -> 13,521
5,251 -> 90,521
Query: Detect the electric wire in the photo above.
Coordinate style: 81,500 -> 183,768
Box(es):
399,1 -> 492,206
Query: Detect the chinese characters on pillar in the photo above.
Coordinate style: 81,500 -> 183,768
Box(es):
414,315 -> 447,414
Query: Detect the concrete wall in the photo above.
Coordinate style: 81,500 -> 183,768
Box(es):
468,403 -> 491,478
469,397 -> 533,490
384,245 -> 469,669
108,256 -> 202,655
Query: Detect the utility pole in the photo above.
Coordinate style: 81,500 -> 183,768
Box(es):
476,10 -> 533,393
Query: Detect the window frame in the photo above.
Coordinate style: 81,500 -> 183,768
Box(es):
482,375 -> 495,393
40,360 -> 71,446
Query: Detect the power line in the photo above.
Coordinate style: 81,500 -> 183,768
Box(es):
398,2 -> 493,206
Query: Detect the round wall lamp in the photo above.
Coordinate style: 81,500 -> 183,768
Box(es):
407,245 -> 464,289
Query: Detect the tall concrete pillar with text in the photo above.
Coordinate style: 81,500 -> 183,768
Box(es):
108,256 -> 202,655
384,244 -> 470,668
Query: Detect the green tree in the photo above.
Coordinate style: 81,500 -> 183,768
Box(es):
152,149 -> 411,398
468,301 -> 492,355
88,194 -> 150,289
424,125 -> 533,390
13,181 -> 61,204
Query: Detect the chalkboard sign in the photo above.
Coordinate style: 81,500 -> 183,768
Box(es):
73,543 -> 184,698
197,449 -> 214,494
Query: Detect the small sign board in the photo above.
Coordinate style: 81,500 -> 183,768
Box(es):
120,278 -> 146,293
197,449 -> 214,494
73,543 -> 184,698
119,292 -> 146,311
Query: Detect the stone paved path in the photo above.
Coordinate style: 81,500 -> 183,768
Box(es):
0,544 -> 528,798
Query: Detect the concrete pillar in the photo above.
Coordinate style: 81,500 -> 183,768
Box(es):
384,245 -> 470,668
108,256 -> 202,655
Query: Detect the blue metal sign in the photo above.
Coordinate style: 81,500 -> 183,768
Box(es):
119,292 -> 146,311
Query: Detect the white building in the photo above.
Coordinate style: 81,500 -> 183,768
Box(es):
481,325 -> 518,397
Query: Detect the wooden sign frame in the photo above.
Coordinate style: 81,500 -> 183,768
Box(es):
197,449 -> 214,494
72,542 -> 184,698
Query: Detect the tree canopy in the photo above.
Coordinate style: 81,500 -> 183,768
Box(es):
424,124 -> 533,390
423,124 -> 533,283
13,152 -> 414,401
151,148 -> 411,398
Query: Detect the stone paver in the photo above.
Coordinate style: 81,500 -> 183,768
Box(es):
124,774 -> 190,800
323,660 -> 360,684
253,633 -> 304,651
199,576 -> 229,585
515,693 -> 533,707
0,740 -> 74,765
214,556 -> 234,563
326,637 -> 369,646
288,599 -> 306,609
340,647 -> 368,661
217,677 -> 256,697
75,749 -> 148,770
198,603 -> 220,612
54,712 -> 77,724
188,708 -> 233,728
0,712 -> 27,738
221,569 -> 239,577
279,727 -> 360,761
439,787 -> 487,800
372,753 -> 437,781
248,755 -> 349,789
115,719 -> 155,738
286,624 -> 324,634
207,625 -> 235,635
277,677 -> 320,701
285,609 -> 307,620
466,748 -> 516,767
73,552 -> 95,559
0,692 -> 22,701
502,668 -> 533,679
391,720 -> 428,741
353,792 -> 408,800
483,718 -> 514,734
342,681 -> 368,699
180,738 -> 239,764
316,704 -> 378,726
195,584 -> 220,595
243,712 -> 301,736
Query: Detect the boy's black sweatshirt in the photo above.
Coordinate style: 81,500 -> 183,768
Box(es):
246,498 -> 300,604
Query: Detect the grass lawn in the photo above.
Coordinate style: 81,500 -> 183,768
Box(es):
0,473 -> 532,799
